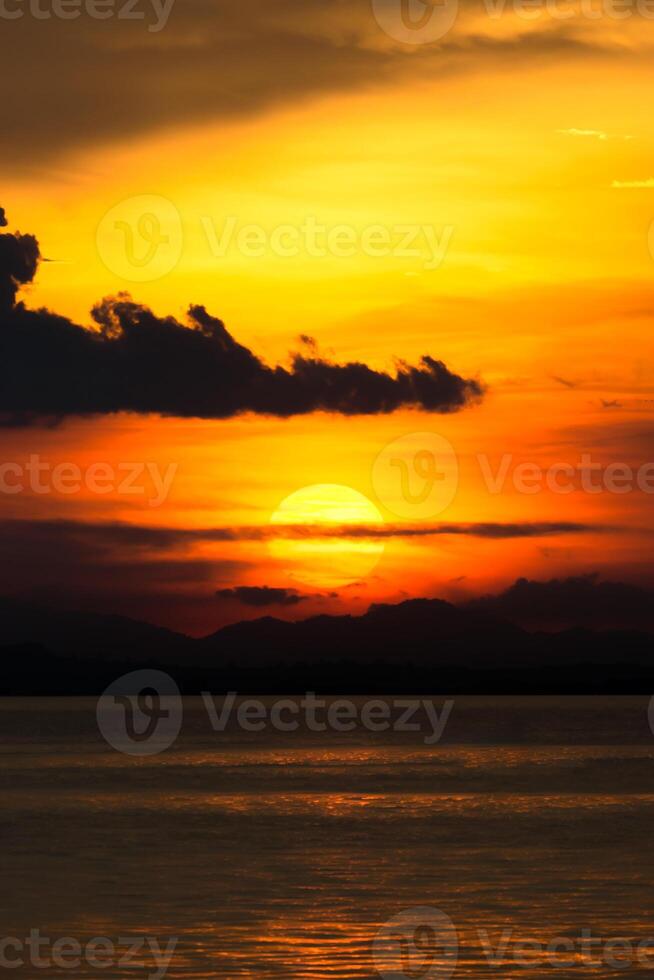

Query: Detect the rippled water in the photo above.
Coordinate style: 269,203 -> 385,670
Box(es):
2,697 -> 654,978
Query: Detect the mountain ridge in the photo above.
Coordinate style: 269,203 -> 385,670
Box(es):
1,593 -> 653,693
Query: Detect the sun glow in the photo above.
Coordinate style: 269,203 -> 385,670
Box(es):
269,484 -> 385,589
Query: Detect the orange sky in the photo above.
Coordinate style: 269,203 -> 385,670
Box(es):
2,0 -> 654,633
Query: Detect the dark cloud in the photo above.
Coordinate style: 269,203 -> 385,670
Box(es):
0,515 -> 253,633
0,518 -> 615,555
0,517 -> 243,573
0,516 -> 646,633
0,208 -> 7,228
0,1 -> 623,170
0,225 -> 39,311
465,574 -> 654,631
0,209 -> 483,424
198,520 -> 614,542
215,586 -> 316,607
297,335 -> 318,351
319,521 -> 608,539
0,518 -> 615,617
0,523 -> 244,605
0,3 -> 396,169
552,375 -> 578,389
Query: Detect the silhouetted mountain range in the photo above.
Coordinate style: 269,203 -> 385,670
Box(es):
0,595 -> 188,659
1,592 -> 653,693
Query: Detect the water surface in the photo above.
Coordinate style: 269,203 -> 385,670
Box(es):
2,696 -> 654,978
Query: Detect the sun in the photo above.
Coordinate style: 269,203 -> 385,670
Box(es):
269,484 -> 385,589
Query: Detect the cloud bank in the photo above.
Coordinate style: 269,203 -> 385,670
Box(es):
215,586 -> 322,607
465,574 -> 654,630
0,208 -> 484,424
0,0 -> 631,170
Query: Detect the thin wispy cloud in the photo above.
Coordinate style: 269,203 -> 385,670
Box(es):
557,128 -> 633,141
558,128 -> 609,140
0,518 -> 622,549
551,375 -> 579,389
611,178 -> 654,188
215,586 -> 331,607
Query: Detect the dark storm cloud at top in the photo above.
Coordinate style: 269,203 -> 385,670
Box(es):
0,0 -> 622,169
0,210 -> 483,423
